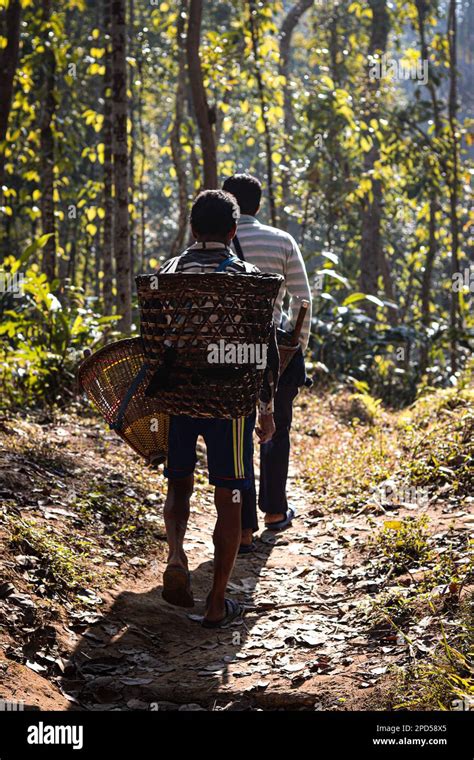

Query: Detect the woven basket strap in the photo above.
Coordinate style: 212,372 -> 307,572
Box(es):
167,256 -> 181,273
233,235 -> 245,261
110,363 -> 149,432
214,254 -> 239,272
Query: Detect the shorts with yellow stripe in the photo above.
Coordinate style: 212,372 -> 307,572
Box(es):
164,413 -> 256,490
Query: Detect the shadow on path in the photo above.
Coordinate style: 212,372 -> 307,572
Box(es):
62,524 -> 284,711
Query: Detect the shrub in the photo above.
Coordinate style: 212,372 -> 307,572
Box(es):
0,243 -> 118,409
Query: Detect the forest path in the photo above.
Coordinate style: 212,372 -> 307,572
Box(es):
2,389 -> 471,711
58,430 -> 406,712
61,471 -> 387,711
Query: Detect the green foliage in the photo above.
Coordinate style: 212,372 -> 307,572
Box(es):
75,486 -> 160,549
310,291 -> 473,405
393,596 -> 474,711
396,381 -> 474,495
348,387 -> 382,425
372,516 -> 432,573
408,411 -> 474,495
7,515 -> 93,594
0,0 -> 472,406
0,247 -> 118,409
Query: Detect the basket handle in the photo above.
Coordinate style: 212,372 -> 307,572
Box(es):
110,363 -> 149,432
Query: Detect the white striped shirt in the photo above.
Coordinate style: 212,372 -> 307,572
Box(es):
159,241 -> 259,275
233,215 -> 312,349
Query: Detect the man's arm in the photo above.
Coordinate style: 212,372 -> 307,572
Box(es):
284,236 -> 312,350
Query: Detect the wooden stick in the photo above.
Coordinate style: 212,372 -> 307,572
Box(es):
291,299 -> 309,346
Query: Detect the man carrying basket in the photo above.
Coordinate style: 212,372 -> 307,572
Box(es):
155,190 -> 279,628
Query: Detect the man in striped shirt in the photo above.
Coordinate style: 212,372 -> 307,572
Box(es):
222,174 -> 312,548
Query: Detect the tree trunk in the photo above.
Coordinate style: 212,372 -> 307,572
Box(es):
170,0 -> 190,257
0,0 -> 21,190
94,235 -> 102,300
68,237 -> 77,287
415,0 -> 442,370
278,0 -> 313,229
415,0 -> 441,133
137,51 -> 146,272
39,0 -> 57,283
186,82 -> 202,198
111,0 -> 132,332
447,0 -> 461,373
379,247 -> 397,316
326,7 -> 342,247
128,0 -> 136,289
102,0 -> 114,315
248,0 -> 277,226
420,195 -> 437,364
186,0 -> 218,189
359,0 -> 390,319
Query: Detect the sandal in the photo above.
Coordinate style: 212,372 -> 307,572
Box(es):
202,598 -> 243,629
238,541 -> 257,555
162,565 -> 194,608
264,507 -> 295,531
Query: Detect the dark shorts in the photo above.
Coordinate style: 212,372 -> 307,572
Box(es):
164,413 -> 256,490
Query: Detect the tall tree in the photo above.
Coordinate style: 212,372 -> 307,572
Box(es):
248,0 -> 277,226
102,0 -> 114,315
39,0 -> 57,283
0,0 -> 21,190
359,0 -> 390,319
415,0 -> 442,370
447,0 -> 461,372
136,47 -> 146,272
111,0 -> 132,332
128,0 -> 136,287
186,0 -> 218,189
170,0 -> 190,256
278,0 -> 313,229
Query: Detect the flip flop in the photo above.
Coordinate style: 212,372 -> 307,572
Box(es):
238,541 -> 257,555
162,565 -> 194,608
202,598 -> 243,629
264,507 -> 296,531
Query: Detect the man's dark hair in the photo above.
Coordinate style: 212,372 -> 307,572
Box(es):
190,190 -> 240,237
222,174 -> 262,215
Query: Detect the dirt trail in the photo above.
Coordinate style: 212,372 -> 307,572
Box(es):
1,391 -> 471,711
57,471 -> 401,711
59,478 -> 378,709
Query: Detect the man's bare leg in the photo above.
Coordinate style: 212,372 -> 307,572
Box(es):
162,475 -> 195,607
241,528 -> 254,546
164,475 -> 193,570
205,487 -> 242,623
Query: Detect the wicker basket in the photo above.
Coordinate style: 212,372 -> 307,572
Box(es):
77,338 -> 169,466
136,271 -> 283,418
